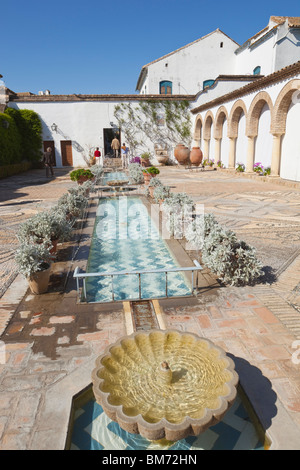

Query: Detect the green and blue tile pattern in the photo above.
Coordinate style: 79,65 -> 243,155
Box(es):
70,394 -> 264,450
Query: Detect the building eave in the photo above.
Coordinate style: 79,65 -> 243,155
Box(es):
9,93 -> 196,103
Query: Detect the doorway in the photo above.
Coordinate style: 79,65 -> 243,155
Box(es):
43,141 -> 56,166
103,128 -> 121,157
61,140 -> 73,166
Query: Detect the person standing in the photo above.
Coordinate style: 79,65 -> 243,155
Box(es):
94,147 -> 101,165
111,137 -> 120,158
121,143 -> 129,169
43,147 -> 54,178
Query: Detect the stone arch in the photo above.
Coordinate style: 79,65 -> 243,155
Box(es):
272,79 -> 300,135
193,114 -> 203,141
214,106 -> 229,139
203,110 -> 214,140
246,91 -> 273,137
228,99 -> 247,138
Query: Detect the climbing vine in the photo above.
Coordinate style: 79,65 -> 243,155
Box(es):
113,100 -> 192,156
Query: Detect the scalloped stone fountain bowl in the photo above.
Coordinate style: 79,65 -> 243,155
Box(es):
92,329 -> 239,442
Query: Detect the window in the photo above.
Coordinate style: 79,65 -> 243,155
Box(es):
203,79 -> 215,90
220,42 -> 223,48
253,66 -> 261,75
159,81 -> 172,95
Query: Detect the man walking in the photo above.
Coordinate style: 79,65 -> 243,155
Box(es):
111,137 -> 120,158
43,147 -> 54,177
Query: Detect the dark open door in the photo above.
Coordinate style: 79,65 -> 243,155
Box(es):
103,128 -> 121,156
61,140 -> 73,166
43,141 -> 56,166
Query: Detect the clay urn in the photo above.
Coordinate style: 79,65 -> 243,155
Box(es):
174,144 -> 190,165
190,147 -> 203,166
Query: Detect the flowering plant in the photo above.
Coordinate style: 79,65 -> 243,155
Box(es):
130,156 -> 141,164
236,162 -> 245,172
253,162 -> 264,174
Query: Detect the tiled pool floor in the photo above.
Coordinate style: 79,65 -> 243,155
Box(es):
70,394 -> 264,450
85,196 -> 191,302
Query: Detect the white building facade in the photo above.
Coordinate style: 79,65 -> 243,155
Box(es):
4,15 -> 300,182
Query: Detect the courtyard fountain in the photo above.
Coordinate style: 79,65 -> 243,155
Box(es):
92,329 -> 238,442
106,179 -> 129,195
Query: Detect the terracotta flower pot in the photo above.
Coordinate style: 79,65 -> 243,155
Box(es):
174,144 -> 190,165
141,158 -> 150,168
143,172 -> 153,185
77,176 -> 94,185
28,263 -> 51,294
50,238 -> 58,255
190,147 -> 203,166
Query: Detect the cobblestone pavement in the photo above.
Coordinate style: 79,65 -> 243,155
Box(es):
0,167 -> 300,450
0,169 -> 74,297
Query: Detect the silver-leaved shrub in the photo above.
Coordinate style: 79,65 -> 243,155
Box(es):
186,213 -> 263,286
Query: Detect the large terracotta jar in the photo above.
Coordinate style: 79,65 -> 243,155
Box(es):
174,144 -> 190,165
190,147 -> 203,166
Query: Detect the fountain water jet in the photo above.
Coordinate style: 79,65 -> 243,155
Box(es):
92,329 -> 239,442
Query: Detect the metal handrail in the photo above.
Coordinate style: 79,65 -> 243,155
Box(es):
73,260 -> 202,302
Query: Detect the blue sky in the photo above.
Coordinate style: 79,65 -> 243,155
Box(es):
1,0 -> 299,95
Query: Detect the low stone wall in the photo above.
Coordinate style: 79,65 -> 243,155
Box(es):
0,162 -> 32,179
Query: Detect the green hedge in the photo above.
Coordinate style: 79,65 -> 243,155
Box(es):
0,108 -> 43,166
0,113 -> 22,165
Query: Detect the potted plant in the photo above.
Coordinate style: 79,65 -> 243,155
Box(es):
128,163 -> 144,183
15,241 -> 52,294
140,152 -> 151,167
142,166 -> 160,185
57,192 -> 88,219
148,177 -> 163,198
161,192 -> 194,237
89,165 -> 104,184
236,162 -> 245,173
17,209 -> 73,254
253,162 -> 264,174
70,168 -> 94,185
153,184 -> 171,204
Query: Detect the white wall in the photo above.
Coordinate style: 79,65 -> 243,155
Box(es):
255,103 -> 272,169
220,118 -> 229,168
275,29 -> 300,72
235,34 -> 275,76
235,111 -> 247,166
281,100 -> 300,182
144,31 -> 237,95
9,101 -> 126,167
